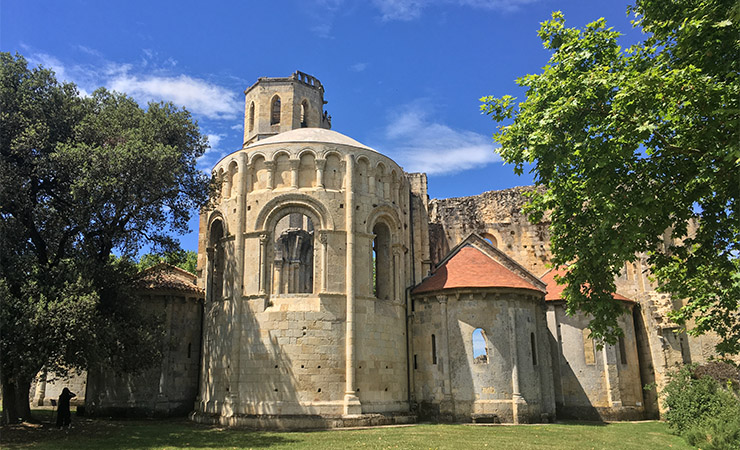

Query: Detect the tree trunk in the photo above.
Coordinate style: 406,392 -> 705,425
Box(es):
1,373 -> 33,424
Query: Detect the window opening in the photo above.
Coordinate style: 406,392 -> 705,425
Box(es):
432,334 -> 437,365
271,96 -> 281,125
208,220 -> 225,302
583,329 -> 596,365
373,222 -> 392,300
273,213 -> 314,294
248,102 -> 255,132
300,100 -> 309,127
472,328 -> 488,364
530,332 -> 537,366
618,335 -> 628,365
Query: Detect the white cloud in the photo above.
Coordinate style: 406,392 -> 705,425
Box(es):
376,102 -> 500,175
108,73 -> 240,120
27,50 -> 240,121
370,0 -> 539,21
350,62 -> 369,72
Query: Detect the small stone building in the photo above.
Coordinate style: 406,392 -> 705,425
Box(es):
84,264 -> 204,417
542,269 -> 644,421
411,234 -> 556,423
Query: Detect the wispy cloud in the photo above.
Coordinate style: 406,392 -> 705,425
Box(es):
350,62 -> 369,72
372,0 -> 539,21
109,73 -> 239,120
27,49 -> 240,120
376,101 -> 499,175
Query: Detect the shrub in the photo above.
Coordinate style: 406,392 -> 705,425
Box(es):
663,363 -> 740,449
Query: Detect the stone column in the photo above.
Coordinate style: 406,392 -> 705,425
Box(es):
319,231 -> 328,293
315,158 -> 326,188
509,305 -> 524,423
290,159 -> 300,188
437,294 -> 454,415
603,343 -> 623,409
265,161 -> 275,190
344,154 -> 361,415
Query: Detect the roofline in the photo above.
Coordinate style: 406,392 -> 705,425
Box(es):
243,70 -> 325,96
412,285 -> 547,298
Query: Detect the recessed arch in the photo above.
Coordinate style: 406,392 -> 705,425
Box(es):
482,232 -> 498,248
300,99 -> 309,128
373,221 -> 392,300
207,217 -> 226,302
248,102 -> 255,132
272,211 -> 314,294
255,193 -> 334,232
366,205 -> 401,235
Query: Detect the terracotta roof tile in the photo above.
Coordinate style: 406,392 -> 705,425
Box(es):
540,268 -> 633,303
412,245 -> 543,294
131,264 -> 204,295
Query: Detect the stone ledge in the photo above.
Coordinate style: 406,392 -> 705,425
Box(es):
189,411 -> 417,430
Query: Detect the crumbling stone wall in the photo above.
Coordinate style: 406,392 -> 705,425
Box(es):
428,186 -> 551,276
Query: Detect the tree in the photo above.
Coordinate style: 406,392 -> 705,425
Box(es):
481,1 -> 739,353
0,53 -> 212,423
138,250 -> 198,274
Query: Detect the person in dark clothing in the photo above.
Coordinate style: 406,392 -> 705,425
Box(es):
56,388 -> 76,428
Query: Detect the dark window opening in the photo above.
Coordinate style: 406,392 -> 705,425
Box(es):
373,222 -> 392,300
187,342 -> 192,359
271,96 -> 281,125
432,334 -> 437,365
414,354 -> 418,370
300,100 -> 309,127
530,332 -> 537,366
618,335 -> 628,365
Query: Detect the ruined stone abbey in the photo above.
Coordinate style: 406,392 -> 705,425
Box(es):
32,71 -> 726,427
186,71 -> 730,428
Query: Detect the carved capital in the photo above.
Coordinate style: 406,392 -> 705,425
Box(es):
315,159 -> 327,170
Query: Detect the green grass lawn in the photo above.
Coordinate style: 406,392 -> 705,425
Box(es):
0,417 -> 692,450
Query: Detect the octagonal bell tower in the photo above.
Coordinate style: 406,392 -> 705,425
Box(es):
243,71 -> 332,146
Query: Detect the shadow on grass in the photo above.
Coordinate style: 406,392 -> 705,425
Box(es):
1,417 -> 300,449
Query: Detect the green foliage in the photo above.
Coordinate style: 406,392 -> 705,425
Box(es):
481,1 -> 740,352
138,250 -> 198,274
0,52 -> 211,422
663,364 -> 740,449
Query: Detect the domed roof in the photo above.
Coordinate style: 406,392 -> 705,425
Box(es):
246,128 -> 375,151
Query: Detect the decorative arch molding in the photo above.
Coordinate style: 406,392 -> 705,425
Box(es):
207,211 -> 228,239
270,149 -> 292,162
297,147 -> 318,159
366,205 -> 401,236
248,151 -> 269,165
255,193 -> 335,232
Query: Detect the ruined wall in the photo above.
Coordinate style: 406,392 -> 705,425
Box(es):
428,187 -> 550,276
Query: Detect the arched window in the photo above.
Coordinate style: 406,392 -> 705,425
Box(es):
248,102 -> 255,132
271,95 -> 281,125
208,220 -> 225,302
373,222 -> 392,300
472,328 -> 488,364
300,100 -> 309,128
482,233 -> 497,248
272,213 -> 314,294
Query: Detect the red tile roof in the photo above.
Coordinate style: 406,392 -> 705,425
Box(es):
412,245 -> 543,294
540,268 -> 633,303
131,263 -> 204,295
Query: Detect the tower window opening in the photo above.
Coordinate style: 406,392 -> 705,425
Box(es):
530,332 -> 537,366
300,100 -> 309,128
248,102 -> 255,132
271,96 -> 281,125
208,220 -> 225,302
272,213 -> 314,294
432,334 -> 437,365
472,328 -> 488,364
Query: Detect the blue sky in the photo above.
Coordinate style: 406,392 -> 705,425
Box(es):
1,0 -> 644,254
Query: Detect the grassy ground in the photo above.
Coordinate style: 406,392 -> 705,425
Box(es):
0,415 -> 692,450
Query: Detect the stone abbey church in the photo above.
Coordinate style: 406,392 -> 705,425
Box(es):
33,71 -> 725,427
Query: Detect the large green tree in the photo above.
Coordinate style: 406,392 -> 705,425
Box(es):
0,53 -> 212,423
481,1 -> 739,353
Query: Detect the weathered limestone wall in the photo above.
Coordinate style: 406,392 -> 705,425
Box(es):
547,302 -> 644,420
412,289 -> 555,423
85,292 -> 203,417
31,370 -> 87,407
428,187 -> 551,276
